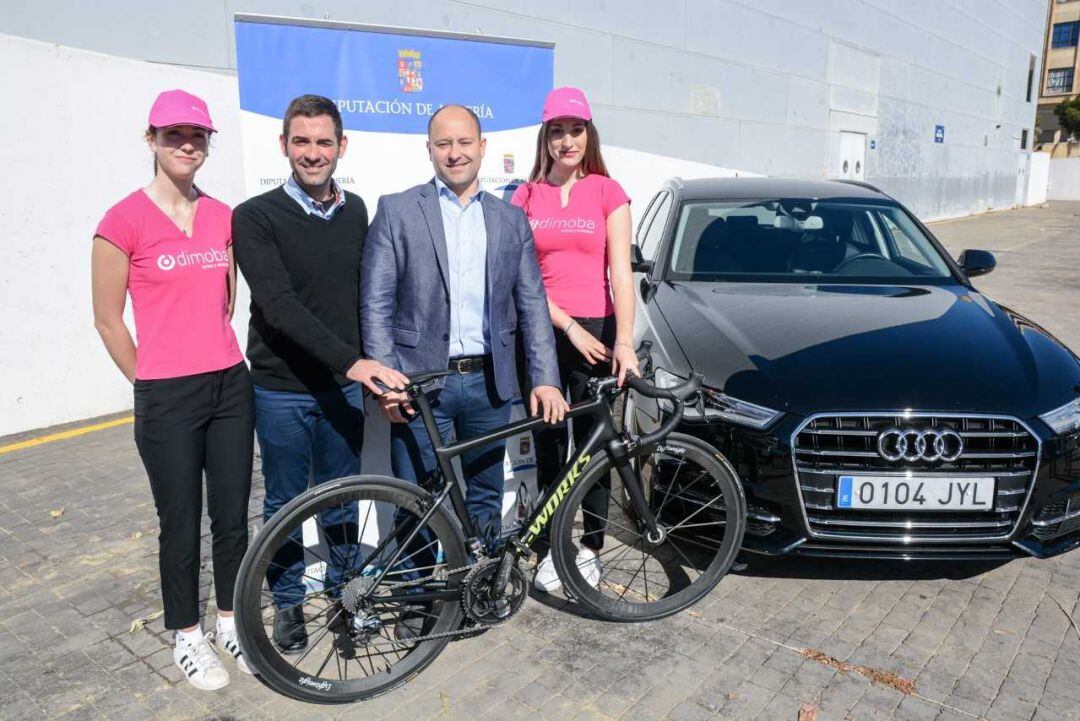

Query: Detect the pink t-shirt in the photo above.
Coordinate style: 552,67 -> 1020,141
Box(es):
95,189 -> 243,380
511,174 -> 630,318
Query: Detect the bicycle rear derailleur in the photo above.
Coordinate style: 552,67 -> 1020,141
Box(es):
461,557 -> 528,626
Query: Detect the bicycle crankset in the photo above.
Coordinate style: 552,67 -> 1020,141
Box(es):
461,558 -> 528,626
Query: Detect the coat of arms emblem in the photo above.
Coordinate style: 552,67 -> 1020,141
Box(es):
503,153 -> 515,174
397,50 -> 423,93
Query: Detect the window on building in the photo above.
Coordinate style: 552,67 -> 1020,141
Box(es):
1027,55 -> 1036,102
1021,128 -> 1029,149
1052,21 -> 1080,47
1047,67 -> 1075,94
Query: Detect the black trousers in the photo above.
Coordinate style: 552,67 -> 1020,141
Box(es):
133,362 -> 254,630
522,315 -> 615,552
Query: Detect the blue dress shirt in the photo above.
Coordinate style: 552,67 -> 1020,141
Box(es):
434,177 -> 490,357
283,175 -> 346,220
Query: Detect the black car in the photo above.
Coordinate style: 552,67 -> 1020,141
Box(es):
630,177 -> 1080,560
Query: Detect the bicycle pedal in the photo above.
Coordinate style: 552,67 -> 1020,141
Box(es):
508,537 -> 534,561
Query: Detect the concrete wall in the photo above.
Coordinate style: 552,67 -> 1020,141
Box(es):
0,0 -> 1048,221
1048,158 -> 1080,200
0,0 -> 1052,435
1027,151 -> 1050,205
0,35 -> 249,436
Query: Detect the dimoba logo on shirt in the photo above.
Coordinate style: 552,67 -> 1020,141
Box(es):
156,248 -> 229,271
528,217 -> 596,234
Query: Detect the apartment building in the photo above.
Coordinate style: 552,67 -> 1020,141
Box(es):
1037,0 -> 1080,155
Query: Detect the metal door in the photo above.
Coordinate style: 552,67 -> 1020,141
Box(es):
839,131 -> 867,180
1014,152 -> 1029,207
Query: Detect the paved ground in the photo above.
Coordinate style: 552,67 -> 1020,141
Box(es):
932,201 -> 1080,352
2,202 -> 1079,721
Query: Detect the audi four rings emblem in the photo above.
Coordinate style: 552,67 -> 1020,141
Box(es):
876,428 -> 964,462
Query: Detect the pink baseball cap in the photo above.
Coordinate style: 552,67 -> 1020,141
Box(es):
148,89 -> 217,132
541,86 -> 592,123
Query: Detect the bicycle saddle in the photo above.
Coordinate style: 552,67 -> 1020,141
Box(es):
405,368 -> 454,388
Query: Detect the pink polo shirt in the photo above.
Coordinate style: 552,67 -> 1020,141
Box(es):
95,189 -> 243,380
511,174 -> 630,318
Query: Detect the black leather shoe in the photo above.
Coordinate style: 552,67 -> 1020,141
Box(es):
273,606 -> 308,655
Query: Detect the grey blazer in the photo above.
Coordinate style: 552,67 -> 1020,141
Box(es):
361,179 -> 560,401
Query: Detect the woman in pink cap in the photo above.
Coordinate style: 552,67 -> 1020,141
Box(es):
92,89 -> 252,690
511,86 -> 639,593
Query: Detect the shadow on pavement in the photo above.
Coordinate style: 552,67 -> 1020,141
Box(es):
736,552 -> 1013,581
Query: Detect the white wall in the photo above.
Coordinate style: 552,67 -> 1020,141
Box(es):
1027,151 -> 1050,205
0,0 -> 1055,435
0,34 -> 248,436
0,33 -> 746,437
1048,158 -> 1080,200
0,0 -> 1048,222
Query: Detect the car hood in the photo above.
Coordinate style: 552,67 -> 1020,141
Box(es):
654,282 -> 1080,419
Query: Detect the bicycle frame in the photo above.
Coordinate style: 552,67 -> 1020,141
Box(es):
418,378 -> 660,554
357,378 -> 664,606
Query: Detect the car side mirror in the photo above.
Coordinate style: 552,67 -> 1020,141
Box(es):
958,249 -> 996,277
631,244 -> 654,274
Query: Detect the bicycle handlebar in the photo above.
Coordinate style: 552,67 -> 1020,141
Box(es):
372,346 -> 698,450
375,341 -> 655,399
624,371 -> 703,448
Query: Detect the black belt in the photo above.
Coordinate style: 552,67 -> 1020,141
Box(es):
448,355 -> 489,374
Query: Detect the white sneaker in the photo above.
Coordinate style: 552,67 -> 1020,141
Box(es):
576,547 -> 603,589
211,627 -> 253,675
533,552 -> 562,593
174,632 -> 230,690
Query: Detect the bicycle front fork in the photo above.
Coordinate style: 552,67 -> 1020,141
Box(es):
610,438 -> 665,544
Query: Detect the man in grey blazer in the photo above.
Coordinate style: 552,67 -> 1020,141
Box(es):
361,105 -> 567,548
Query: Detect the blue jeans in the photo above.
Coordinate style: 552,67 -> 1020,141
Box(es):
255,382 -> 364,608
391,368 -> 511,549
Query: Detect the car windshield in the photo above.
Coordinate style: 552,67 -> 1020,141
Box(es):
666,199 -> 954,282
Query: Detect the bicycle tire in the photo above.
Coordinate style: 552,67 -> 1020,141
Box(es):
234,475 -> 468,704
549,433 -> 745,622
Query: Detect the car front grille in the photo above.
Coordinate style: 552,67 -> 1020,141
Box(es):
792,413 -> 1040,542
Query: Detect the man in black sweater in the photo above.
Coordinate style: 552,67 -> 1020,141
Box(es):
232,95 -> 406,655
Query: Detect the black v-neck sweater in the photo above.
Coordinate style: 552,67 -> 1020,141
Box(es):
232,185 -> 367,393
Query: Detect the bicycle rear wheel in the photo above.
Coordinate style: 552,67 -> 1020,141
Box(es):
234,476 -> 468,703
550,433 -> 745,622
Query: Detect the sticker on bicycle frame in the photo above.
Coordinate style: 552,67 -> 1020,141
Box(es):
523,453 -> 591,540
657,444 -> 686,455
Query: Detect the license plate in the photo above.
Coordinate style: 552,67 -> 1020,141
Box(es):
836,476 -> 995,511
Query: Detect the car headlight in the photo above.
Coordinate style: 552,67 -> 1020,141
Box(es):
653,368 -> 782,429
1040,397 -> 1080,435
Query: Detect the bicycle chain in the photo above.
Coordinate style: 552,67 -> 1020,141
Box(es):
370,562 -> 474,591
352,561 -> 524,645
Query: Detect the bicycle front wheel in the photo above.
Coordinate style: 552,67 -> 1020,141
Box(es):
550,433 -> 745,622
234,475 -> 468,704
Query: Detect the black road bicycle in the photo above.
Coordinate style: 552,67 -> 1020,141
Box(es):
234,349 -> 747,703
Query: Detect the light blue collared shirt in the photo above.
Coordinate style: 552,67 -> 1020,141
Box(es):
434,177 -> 490,357
283,175 -> 346,220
